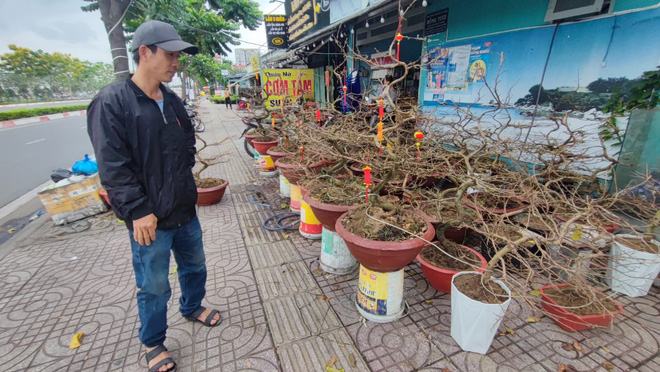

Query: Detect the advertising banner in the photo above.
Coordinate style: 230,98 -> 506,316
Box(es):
262,69 -> 314,108
265,14 -> 289,49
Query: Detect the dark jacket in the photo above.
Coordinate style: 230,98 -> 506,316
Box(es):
87,78 -> 197,230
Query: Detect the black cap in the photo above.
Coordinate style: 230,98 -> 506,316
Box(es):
131,20 -> 199,54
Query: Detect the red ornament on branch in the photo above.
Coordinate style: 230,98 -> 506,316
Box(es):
363,166 -> 372,203
395,33 -> 403,60
299,146 -> 304,162
316,109 -> 322,128
414,130 -> 424,159
343,85 -> 348,105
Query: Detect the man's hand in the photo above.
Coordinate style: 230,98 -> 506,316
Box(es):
133,214 -> 158,246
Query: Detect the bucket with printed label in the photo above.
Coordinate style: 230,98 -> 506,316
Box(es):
356,265 -> 404,323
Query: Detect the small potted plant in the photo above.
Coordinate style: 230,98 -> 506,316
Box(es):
194,135 -> 229,206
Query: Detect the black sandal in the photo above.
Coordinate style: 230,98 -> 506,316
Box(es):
185,306 -> 222,327
145,345 -> 176,372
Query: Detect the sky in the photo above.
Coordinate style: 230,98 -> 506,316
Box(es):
0,0 -> 282,65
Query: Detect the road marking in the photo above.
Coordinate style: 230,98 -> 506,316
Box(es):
26,138 -> 45,145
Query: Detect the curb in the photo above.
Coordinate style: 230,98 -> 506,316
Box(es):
1,110 -> 87,129
0,99 -> 89,109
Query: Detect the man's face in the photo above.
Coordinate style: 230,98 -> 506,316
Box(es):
140,46 -> 181,82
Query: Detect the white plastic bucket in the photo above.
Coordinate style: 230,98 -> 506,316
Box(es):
258,155 -> 278,177
451,271 -> 511,354
279,172 -> 291,198
356,265 -> 404,323
289,184 -> 302,212
300,199 -> 322,240
320,227 -> 358,274
609,234 -> 660,297
253,151 -> 260,168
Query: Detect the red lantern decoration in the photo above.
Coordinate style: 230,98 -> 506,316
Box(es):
414,130 -> 424,159
271,117 -> 276,128
378,99 -> 384,118
316,109 -> 322,127
395,33 -> 403,60
363,166 -> 372,203
298,119 -> 301,128
377,121 -> 384,155
299,146 -> 304,161
343,85 -> 348,105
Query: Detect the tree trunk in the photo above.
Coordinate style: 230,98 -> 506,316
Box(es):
98,0 -> 131,81
181,69 -> 188,100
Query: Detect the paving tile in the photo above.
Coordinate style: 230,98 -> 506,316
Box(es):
254,260 -> 320,301
346,316 -> 443,371
246,240 -> 303,269
277,328 -> 369,372
237,210 -> 292,246
264,293 -> 343,345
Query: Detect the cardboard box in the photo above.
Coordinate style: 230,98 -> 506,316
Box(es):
38,174 -> 108,225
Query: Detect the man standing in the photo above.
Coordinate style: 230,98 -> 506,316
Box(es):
224,86 -> 233,109
87,20 -> 221,372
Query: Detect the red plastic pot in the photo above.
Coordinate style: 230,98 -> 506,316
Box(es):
417,243 -> 488,294
267,147 -> 294,163
274,156 -> 327,185
335,211 -> 436,272
418,210 -> 468,244
304,188 -> 360,232
253,139 -> 279,156
555,215 -> 619,233
539,284 -> 625,332
196,180 -> 229,206
244,133 -> 259,147
462,192 -> 526,215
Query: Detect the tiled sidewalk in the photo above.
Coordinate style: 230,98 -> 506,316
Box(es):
0,100 -> 658,371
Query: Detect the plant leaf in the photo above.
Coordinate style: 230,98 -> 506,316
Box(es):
526,317 -> 541,323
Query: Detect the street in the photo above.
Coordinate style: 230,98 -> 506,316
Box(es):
0,99 -> 90,112
0,115 -> 93,208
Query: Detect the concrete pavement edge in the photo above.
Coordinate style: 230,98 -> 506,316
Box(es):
0,179 -> 52,222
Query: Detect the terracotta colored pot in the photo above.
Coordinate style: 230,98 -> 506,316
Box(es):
196,180 -> 229,206
335,211 -> 436,272
244,133 -> 259,147
253,139 -> 279,156
98,189 -> 111,206
418,210 -> 468,244
304,188 -> 360,232
462,192 -> 526,215
274,156 -> 327,185
540,284 -> 624,332
417,243 -> 487,294
267,148 -> 294,163
555,214 -> 619,233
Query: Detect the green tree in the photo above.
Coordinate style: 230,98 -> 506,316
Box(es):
82,0 -> 262,82
0,45 -> 113,102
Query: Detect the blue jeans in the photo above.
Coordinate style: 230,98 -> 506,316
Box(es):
129,215 -> 206,348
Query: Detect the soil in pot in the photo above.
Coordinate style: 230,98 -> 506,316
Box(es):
343,204 -> 428,242
309,178 -> 366,207
270,144 -> 297,153
420,242 -> 481,272
615,237 -> 659,254
197,178 -> 226,188
453,274 -> 508,304
253,135 -> 277,142
277,153 -> 325,167
542,286 -> 619,316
